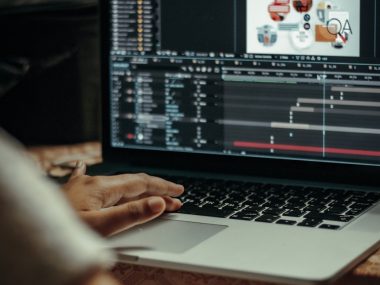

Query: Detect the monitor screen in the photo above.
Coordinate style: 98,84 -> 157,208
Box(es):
108,0 -> 380,167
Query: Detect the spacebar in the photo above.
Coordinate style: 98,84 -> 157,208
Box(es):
179,205 -> 232,218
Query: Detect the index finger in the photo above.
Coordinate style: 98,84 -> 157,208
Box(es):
103,173 -> 185,200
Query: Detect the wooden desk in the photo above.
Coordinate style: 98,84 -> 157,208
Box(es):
28,142 -> 380,285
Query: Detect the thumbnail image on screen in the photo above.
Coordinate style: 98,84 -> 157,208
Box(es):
247,0 -> 360,57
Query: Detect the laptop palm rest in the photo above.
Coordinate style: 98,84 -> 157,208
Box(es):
108,219 -> 227,254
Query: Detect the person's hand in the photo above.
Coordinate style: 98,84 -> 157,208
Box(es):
62,161 -> 184,237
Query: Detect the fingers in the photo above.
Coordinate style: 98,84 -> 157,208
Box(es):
103,173 -> 184,201
131,173 -> 185,197
162,196 -> 182,212
70,160 -> 87,179
116,194 -> 182,210
80,197 -> 167,236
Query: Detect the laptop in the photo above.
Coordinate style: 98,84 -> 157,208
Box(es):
92,0 -> 380,283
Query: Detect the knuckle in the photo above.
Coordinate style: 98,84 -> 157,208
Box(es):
137,172 -> 149,179
137,173 -> 150,188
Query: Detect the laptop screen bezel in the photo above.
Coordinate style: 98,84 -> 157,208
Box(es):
99,0 -> 380,187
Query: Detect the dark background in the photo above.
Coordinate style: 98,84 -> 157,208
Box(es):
0,2 -> 100,145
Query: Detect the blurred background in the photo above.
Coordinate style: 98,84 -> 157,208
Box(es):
0,0 -> 101,145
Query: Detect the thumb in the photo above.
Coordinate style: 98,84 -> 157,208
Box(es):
80,197 -> 166,237
70,160 -> 87,179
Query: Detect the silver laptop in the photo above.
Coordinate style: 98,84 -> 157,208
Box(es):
95,0 -> 380,283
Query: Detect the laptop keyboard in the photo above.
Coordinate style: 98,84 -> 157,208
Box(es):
161,175 -> 380,230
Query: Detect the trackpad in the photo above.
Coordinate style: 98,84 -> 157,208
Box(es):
108,219 -> 227,253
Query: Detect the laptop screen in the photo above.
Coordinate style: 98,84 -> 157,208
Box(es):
108,0 -> 380,167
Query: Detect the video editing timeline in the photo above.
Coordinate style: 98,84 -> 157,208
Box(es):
110,0 -> 380,166
224,71 -> 380,161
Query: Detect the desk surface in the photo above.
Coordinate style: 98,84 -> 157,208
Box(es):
28,142 -> 380,285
